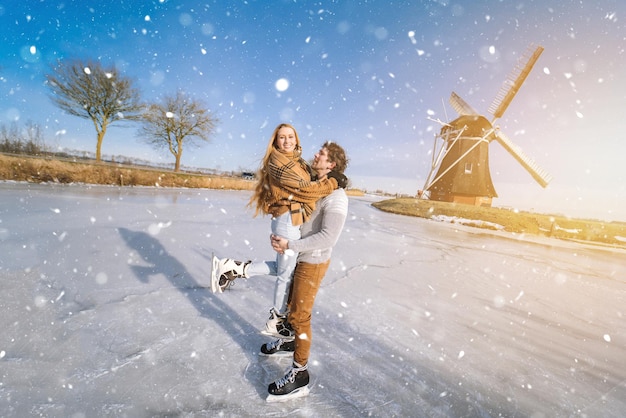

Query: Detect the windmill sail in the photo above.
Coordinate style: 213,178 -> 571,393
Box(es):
493,130 -> 552,187
449,91 -> 478,115
488,45 -> 544,120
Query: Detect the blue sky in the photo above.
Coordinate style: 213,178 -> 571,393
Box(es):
1,0 -> 625,220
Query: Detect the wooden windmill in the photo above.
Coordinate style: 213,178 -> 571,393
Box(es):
422,44 -> 552,207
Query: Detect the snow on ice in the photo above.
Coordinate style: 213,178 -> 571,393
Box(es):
0,182 -> 625,417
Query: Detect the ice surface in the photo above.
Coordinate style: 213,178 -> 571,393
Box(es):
0,183 -> 625,417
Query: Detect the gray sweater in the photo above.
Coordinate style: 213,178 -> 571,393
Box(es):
288,188 -> 348,264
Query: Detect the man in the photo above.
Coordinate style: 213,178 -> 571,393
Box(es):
211,141 -> 349,402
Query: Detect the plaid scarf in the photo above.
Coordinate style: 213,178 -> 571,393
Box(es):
265,148 -> 337,226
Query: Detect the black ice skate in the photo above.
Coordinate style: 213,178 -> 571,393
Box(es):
266,362 -> 309,402
260,338 -> 295,358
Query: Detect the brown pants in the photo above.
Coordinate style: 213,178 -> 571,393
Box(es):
287,259 -> 330,366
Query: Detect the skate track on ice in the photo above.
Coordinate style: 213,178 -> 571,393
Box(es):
1,183 -> 624,417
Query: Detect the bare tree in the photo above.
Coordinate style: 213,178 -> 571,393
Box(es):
46,59 -> 143,162
0,120 -> 47,155
138,91 -> 218,172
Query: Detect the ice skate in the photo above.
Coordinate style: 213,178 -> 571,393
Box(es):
274,318 -> 295,341
261,315 -> 295,341
260,308 -> 289,339
210,254 -> 250,293
259,338 -> 295,358
266,362 -> 310,402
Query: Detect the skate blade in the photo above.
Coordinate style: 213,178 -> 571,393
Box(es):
258,350 -> 293,358
266,386 -> 309,403
210,253 -> 221,294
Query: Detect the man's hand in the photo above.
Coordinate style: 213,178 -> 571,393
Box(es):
270,234 -> 290,254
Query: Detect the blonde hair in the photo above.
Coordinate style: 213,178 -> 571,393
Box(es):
248,123 -> 302,217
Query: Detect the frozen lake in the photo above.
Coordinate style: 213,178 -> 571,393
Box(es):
1,182 -> 624,417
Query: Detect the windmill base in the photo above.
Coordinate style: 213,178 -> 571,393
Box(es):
432,194 -> 493,207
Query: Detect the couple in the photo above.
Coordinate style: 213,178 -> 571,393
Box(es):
211,124 -> 349,402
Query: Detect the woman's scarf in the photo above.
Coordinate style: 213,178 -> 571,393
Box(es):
265,148 -> 337,225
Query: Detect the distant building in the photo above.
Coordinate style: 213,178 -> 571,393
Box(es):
241,172 -> 255,180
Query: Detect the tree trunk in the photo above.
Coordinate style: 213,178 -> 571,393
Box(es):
96,133 -> 103,162
95,124 -> 107,162
174,140 -> 183,172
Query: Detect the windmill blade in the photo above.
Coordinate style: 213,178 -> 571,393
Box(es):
493,131 -> 552,188
488,45 -> 544,120
422,134 -> 449,193
449,91 -> 478,115
423,125 -> 468,191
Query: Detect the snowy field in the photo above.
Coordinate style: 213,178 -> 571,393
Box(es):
1,182 -> 625,417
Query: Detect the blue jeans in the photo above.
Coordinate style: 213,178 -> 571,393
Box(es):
246,211 -> 300,313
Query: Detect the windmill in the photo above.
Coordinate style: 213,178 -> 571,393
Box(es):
421,44 -> 552,207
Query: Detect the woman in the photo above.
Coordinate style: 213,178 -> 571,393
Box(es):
211,123 -> 345,338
